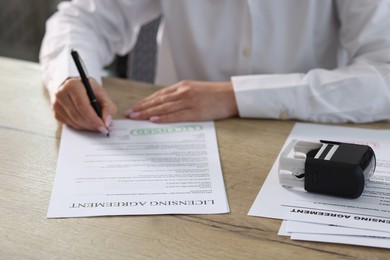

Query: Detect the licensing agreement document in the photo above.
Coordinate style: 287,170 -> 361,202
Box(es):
47,120 -> 229,218
249,123 -> 390,248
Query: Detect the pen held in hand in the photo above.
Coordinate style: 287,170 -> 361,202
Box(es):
70,49 -> 109,137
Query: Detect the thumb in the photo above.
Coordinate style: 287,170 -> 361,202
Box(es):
100,92 -> 117,129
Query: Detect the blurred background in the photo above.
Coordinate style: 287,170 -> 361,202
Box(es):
0,0 -> 160,82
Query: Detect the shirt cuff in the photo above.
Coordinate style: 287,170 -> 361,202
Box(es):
231,73 -> 308,120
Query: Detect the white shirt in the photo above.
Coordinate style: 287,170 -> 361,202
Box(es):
40,0 -> 390,123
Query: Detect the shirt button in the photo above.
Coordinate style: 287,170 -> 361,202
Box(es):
242,48 -> 251,57
279,111 -> 289,120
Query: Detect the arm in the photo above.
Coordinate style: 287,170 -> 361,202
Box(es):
127,0 -> 390,124
233,0 -> 390,123
39,0 -> 161,130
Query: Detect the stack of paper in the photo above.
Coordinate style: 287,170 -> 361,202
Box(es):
249,123 -> 390,249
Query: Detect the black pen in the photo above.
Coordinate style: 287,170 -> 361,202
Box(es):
70,49 -> 109,136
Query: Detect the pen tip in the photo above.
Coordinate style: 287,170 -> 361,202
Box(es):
107,133 -> 110,137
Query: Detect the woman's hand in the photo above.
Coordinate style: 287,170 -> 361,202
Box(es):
53,77 -> 117,134
124,80 -> 238,123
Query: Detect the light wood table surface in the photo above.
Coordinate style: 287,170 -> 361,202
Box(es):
1,56 -> 389,259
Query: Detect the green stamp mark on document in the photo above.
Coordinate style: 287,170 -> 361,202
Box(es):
130,125 -> 203,136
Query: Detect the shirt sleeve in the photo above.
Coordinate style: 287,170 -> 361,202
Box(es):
39,0 -> 161,104
232,0 -> 390,123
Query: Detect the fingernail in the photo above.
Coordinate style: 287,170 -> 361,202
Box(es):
98,126 -> 109,135
105,115 -> 112,128
150,116 -> 160,122
124,109 -> 133,117
130,112 -> 141,119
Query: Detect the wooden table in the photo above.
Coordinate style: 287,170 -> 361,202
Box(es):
1,56 -> 388,259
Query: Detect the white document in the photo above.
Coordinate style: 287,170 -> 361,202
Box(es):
280,220 -> 390,248
47,120 -> 229,218
285,220 -> 390,238
290,231 -> 390,249
285,208 -> 390,233
249,123 -> 390,232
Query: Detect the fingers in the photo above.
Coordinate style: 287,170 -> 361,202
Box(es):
130,99 -> 189,121
54,102 -> 84,130
124,84 -> 180,116
128,92 -> 187,118
53,77 -> 116,133
149,109 -> 200,123
136,83 -> 179,104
